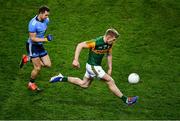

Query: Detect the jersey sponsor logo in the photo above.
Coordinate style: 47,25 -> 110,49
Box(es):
91,44 -> 112,54
98,46 -> 103,49
92,48 -> 110,54
97,45 -> 110,49
104,45 -> 107,48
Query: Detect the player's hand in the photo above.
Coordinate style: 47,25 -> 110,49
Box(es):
46,34 -> 53,41
72,59 -> 80,68
107,69 -> 112,76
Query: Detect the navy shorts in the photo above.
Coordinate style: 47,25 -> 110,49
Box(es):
26,42 -> 48,58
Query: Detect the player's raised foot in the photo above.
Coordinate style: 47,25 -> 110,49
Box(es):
126,96 -> 138,105
28,82 -> 41,91
19,54 -> 29,68
49,73 -> 64,83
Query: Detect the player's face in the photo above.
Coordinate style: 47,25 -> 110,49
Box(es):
40,11 -> 49,20
106,34 -> 116,44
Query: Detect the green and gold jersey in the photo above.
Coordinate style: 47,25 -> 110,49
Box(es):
85,36 -> 112,66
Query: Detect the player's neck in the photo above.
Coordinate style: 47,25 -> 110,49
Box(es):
37,15 -> 43,22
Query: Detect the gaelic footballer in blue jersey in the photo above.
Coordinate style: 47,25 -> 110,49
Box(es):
20,6 -> 53,91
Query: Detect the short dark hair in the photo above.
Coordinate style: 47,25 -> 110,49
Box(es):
38,5 -> 50,14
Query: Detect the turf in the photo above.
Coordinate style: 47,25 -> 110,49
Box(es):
0,0 -> 179,120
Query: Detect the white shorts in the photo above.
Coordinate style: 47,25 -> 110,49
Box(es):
84,63 -> 106,78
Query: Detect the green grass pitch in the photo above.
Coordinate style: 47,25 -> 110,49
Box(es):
0,0 -> 179,120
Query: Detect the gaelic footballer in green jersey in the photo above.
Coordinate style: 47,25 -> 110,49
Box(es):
86,36 -> 113,66
50,28 -> 138,105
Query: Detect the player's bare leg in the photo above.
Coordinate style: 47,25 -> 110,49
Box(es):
31,58 -> 42,79
49,73 -> 138,105
28,58 -> 42,91
49,74 -> 93,88
102,74 -> 123,97
102,73 -> 138,105
40,55 -> 51,68
67,76 -> 92,88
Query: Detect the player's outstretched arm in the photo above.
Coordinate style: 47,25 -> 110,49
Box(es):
72,42 -> 89,68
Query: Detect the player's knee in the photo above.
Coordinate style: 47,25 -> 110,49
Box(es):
34,66 -> 41,72
80,84 -> 89,88
80,82 -> 89,88
45,63 -> 51,68
106,78 -> 115,85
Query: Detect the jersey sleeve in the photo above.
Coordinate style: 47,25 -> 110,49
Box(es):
85,40 -> 96,48
28,20 -> 36,33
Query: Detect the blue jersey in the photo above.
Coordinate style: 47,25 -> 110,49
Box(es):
27,15 -> 49,45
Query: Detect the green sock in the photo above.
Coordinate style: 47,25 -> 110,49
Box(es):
121,95 -> 127,103
62,76 -> 68,82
